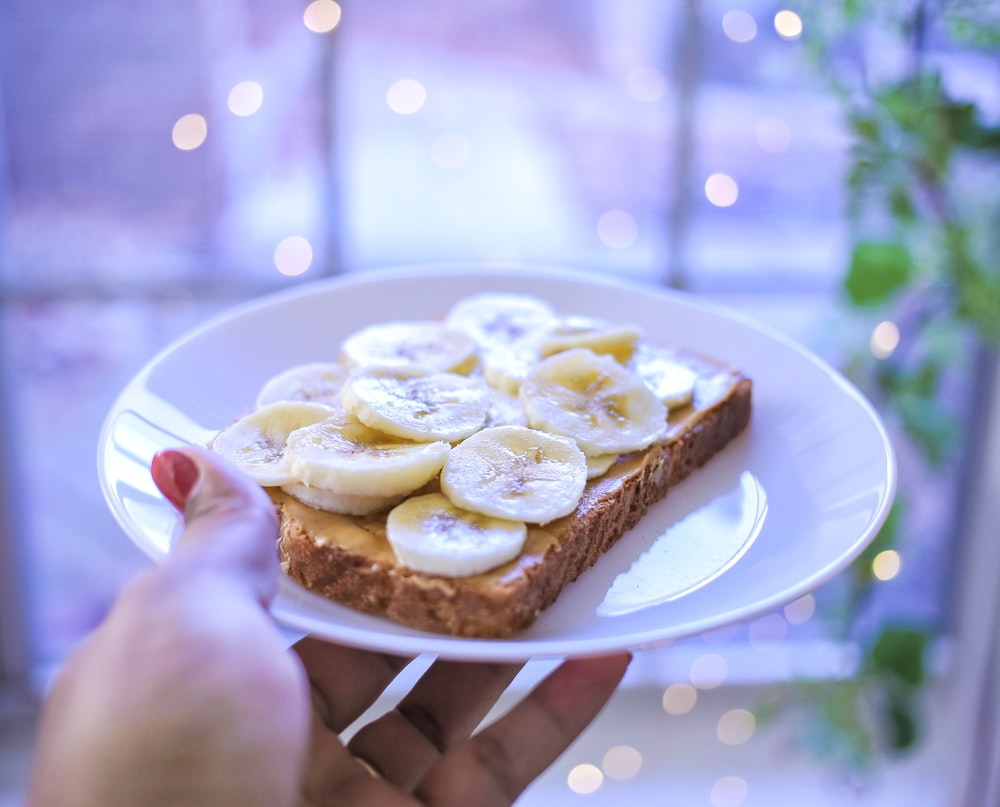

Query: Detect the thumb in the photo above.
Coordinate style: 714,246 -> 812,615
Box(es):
151,446 -> 280,606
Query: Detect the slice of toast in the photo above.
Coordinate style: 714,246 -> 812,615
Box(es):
276,352 -> 751,638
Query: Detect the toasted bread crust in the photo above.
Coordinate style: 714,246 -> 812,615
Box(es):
277,371 -> 751,638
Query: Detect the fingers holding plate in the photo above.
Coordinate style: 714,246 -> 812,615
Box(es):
346,658 -> 523,791
294,637 -> 410,733
415,653 -> 631,804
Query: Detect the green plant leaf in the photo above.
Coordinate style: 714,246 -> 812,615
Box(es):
894,393 -> 957,467
841,0 -> 862,23
878,358 -> 943,401
850,113 -> 879,142
844,242 -> 914,306
956,268 -> 1000,343
888,185 -> 916,221
818,679 -> 877,769
910,360 -> 941,397
868,626 -> 929,687
852,499 -> 903,587
945,101 -> 995,149
883,691 -> 920,751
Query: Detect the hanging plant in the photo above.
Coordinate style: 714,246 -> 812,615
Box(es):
759,0 -> 1000,772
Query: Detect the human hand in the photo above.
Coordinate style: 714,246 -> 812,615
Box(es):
28,447 -> 630,806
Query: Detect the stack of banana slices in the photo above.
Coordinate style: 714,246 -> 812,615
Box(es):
210,292 -> 699,577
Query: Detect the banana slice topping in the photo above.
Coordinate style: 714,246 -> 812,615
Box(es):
520,348 -> 667,456
539,316 -> 640,363
256,362 -> 348,410
586,453 -> 620,480
479,348 -> 542,396
441,425 -> 587,525
630,344 -> 698,408
285,412 -> 450,499
484,389 -> 529,428
445,291 -> 557,350
210,402 -> 334,486
386,492 -> 527,577
341,320 -> 479,375
281,483 -> 406,517
446,292 -> 556,394
342,366 -> 490,443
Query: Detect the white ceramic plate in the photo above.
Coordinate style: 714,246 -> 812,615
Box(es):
98,265 -> 896,662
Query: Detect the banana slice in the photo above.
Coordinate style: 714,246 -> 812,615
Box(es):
386,492 -> 527,577
256,362 -> 348,409
341,320 -> 479,375
630,344 -> 698,408
446,292 -> 556,394
586,453 -> 620,479
441,425 -> 587,525
285,413 -> 450,498
539,316 -> 640,363
480,346 -> 541,396
281,483 -> 405,516
520,348 -> 667,456
484,389 -> 528,428
210,402 -> 333,486
445,292 -> 557,350
341,366 -> 490,443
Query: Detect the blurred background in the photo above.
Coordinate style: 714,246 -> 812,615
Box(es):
1,1 -> 999,804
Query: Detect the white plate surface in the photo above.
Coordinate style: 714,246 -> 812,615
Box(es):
98,265 -> 896,661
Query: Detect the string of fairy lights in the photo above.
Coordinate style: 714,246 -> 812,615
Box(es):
166,5 -> 906,803
167,2 -> 811,272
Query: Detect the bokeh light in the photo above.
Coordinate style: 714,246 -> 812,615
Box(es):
597,209 -> 638,249
273,236 -> 313,276
171,114 -> 207,150
873,549 -> 902,581
303,0 -> 342,33
690,653 -> 728,689
602,745 -> 643,780
387,79 -> 427,115
722,10 -> 757,42
662,683 -> 698,715
567,763 -> 604,794
870,320 -> 901,359
774,10 -> 803,40
228,81 -> 264,116
755,117 -> 792,153
705,173 -> 739,207
748,613 -> 788,650
717,709 -> 757,745
711,776 -> 749,807
784,594 -> 816,624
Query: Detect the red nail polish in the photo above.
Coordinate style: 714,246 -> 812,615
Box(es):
151,450 -> 201,511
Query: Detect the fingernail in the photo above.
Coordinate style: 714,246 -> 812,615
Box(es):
151,450 -> 201,511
